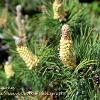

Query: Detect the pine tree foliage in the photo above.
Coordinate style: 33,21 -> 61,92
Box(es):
0,0 -> 100,100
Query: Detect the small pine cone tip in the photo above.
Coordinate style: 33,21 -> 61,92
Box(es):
16,5 -> 22,12
61,24 -> 71,39
61,24 -> 70,33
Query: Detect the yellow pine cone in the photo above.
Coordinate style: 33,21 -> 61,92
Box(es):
16,46 -> 39,70
53,0 -> 66,21
0,8 -> 8,28
4,62 -> 14,78
59,24 -> 76,69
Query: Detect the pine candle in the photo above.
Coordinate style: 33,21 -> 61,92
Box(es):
59,24 -> 76,69
13,36 -> 39,70
0,8 -> 8,28
53,0 -> 66,22
4,57 -> 14,78
15,5 -> 26,39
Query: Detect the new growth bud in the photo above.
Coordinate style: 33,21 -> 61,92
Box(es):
16,5 -> 22,12
15,5 -> 26,39
61,24 -> 71,40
